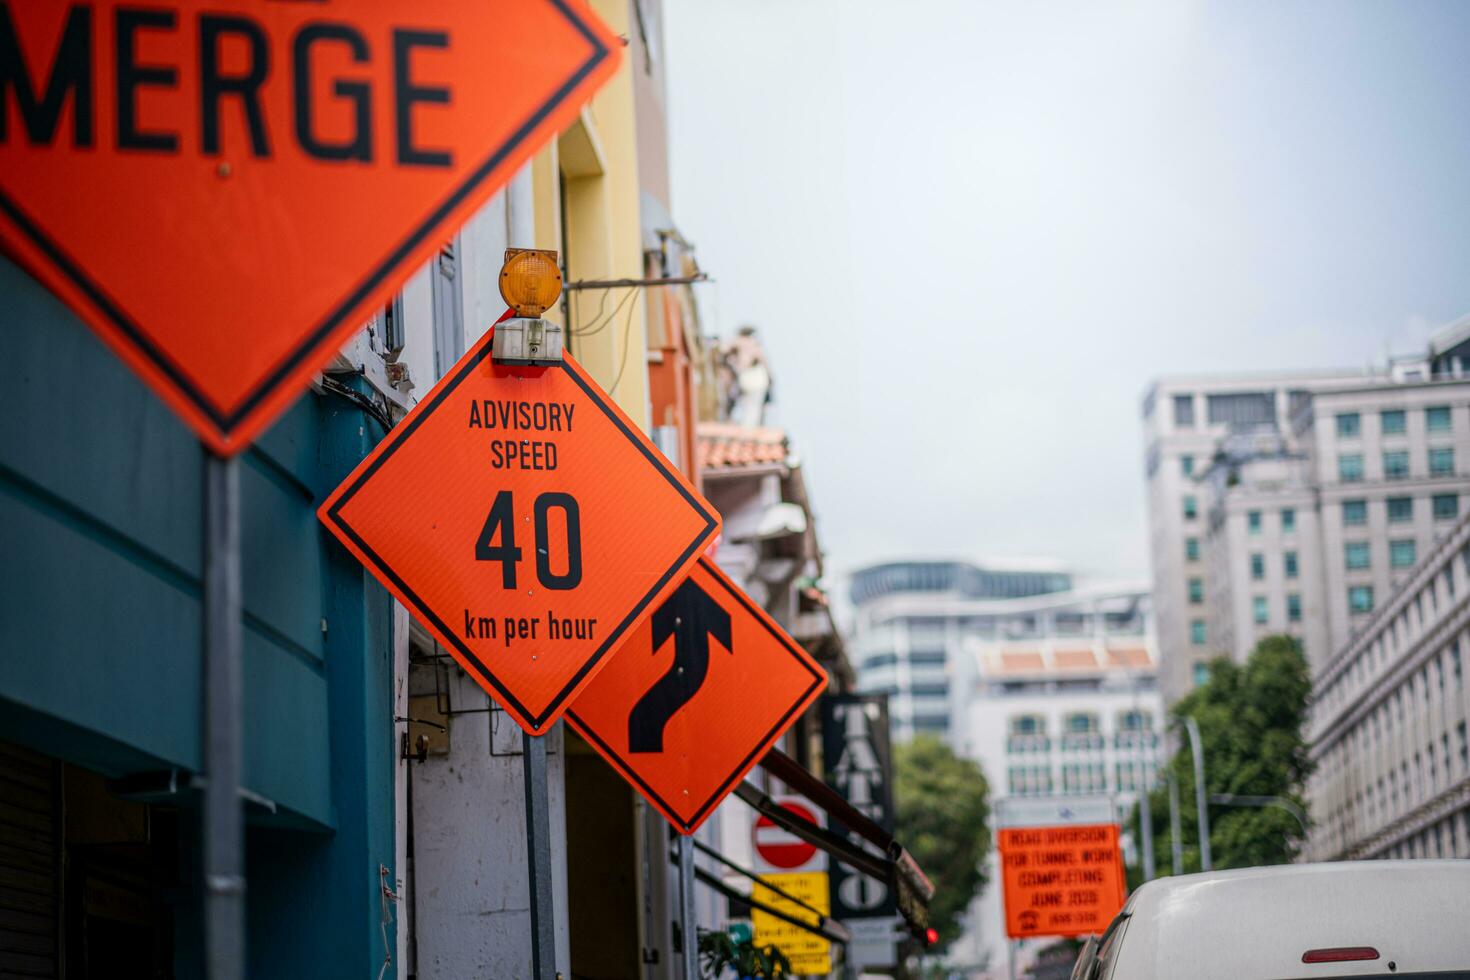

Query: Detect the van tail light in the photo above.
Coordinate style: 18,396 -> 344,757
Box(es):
1302,947 -> 1380,964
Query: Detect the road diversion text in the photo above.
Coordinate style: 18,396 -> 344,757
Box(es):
469,399 -> 576,470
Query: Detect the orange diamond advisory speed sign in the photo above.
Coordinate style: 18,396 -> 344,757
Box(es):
318,327 -> 721,735
0,0 -> 620,453
567,557 -> 827,834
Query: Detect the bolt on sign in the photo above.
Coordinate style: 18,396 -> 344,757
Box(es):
566,557 -> 827,834
996,796 -> 1127,939
751,871 -> 832,977
318,327 -> 721,736
0,0 -> 619,454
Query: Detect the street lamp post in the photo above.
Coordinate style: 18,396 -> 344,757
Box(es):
1209,793 -> 1308,838
1181,717 -> 1212,871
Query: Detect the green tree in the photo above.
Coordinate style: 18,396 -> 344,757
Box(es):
1134,634 -> 1312,879
893,734 -> 992,949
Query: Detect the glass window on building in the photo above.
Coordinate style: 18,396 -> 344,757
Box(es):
1065,712 -> 1099,734
1427,405 -> 1453,432
1281,508 -> 1296,533
1434,493 -> 1459,521
1118,710 -> 1152,732
1390,539 -> 1417,569
1250,554 -> 1265,580
1388,496 -> 1413,523
862,652 -> 898,670
1339,454 -> 1364,483
1193,662 -> 1211,687
1284,551 -> 1299,578
1190,620 -> 1206,645
1181,454 -> 1194,476
1010,714 -> 1044,736
1173,394 -> 1195,428
1349,585 -> 1375,615
1253,596 -> 1269,624
1185,537 -> 1200,561
1381,409 -> 1407,435
1336,412 -> 1361,438
1384,450 -> 1410,480
1208,392 -> 1274,426
1345,541 -> 1371,570
1183,495 -> 1197,520
1287,593 -> 1302,622
1430,447 -> 1455,477
1247,510 -> 1262,534
1187,578 -> 1204,604
1343,499 -> 1368,525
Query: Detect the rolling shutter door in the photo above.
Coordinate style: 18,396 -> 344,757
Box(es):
0,743 -> 59,979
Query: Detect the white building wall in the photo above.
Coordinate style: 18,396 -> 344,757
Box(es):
1303,383 -> 1470,659
1142,372 -> 1380,703
956,670 -> 1164,978
1307,506 -> 1470,863
402,174 -> 575,980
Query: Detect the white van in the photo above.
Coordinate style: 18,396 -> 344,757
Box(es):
1072,861 -> 1470,979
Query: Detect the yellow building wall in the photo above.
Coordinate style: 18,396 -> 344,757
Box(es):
531,0 -> 650,426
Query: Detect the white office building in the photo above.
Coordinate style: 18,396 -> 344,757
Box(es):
1306,503 -> 1470,863
1142,371 -> 1377,703
847,561 -> 1160,978
1146,322 -> 1470,704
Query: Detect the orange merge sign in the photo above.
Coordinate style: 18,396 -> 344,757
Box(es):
998,823 -> 1127,939
567,557 -> 827,834
318,327 -> 720,735
0,0 -> 620,453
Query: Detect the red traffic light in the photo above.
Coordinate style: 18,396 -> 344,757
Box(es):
925,927 -> 940,946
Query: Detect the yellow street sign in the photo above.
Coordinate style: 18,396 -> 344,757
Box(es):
752,871 -> 832,976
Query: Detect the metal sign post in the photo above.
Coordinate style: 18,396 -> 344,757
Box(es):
523,731 -> 557,979
203,454 -> 244,980
678,834 -> 698,979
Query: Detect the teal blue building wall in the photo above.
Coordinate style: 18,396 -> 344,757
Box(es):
0,255 -> 398,978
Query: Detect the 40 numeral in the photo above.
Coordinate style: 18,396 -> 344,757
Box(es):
475,490 -> 583,590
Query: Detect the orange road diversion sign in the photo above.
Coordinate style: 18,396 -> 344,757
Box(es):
318,327 -> 721,735
998,823 -> 1127,939
567,557 -> 827,834
0,0 -> 620,454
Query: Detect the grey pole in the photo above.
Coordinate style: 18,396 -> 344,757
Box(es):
678,834 -> 698,979
1137,760 -> 1155,882
1182,718 -> 1212,871
1167,770 -> 1183,876
523,731 -> 556,979
204,454 -> 244,980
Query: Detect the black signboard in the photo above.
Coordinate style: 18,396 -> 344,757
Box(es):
820,694 -> 897,919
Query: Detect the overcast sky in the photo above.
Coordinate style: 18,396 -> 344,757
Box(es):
663,0 -> 1470,588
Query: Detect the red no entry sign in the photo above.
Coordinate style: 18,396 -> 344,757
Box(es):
754,799 -> 822,872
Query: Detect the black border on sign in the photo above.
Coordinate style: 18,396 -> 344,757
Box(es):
0,0 -> 610,435
567,565 -> 827,834
322,342 -> 720,733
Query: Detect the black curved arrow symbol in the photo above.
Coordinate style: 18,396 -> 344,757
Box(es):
628,578 -> 732,753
